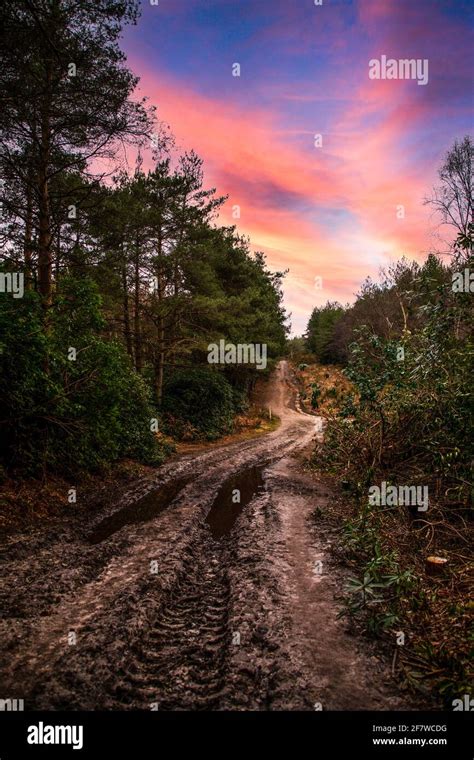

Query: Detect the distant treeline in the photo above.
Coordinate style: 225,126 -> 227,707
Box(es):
302,253 -> 466,365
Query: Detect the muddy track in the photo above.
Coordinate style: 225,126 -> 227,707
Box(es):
112,532 -> 231,710
0,361 -> 413,711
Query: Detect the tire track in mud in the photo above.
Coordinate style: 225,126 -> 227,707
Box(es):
1,453 -> 312,710
112,531 -> 231,710
90,464 -> 296,711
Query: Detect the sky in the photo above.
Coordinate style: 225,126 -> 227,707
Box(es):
122,0 -> 474,335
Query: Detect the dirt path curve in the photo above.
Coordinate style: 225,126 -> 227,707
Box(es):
0,361 -> 408,710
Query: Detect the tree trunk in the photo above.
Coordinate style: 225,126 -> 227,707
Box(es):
122,261 -> 133,358
134,236 -> 142,373
155,230 -> 165,405
23,178 -> 33,290
156,318 -> 165,406
38,170 -> 52,304
37,62 -> 53,309
55,225 -> 61,279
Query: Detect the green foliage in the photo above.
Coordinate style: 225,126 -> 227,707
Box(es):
305,301 -> 345,363
341,504 -> 416,630
0,276 -> 164,475
161,367 -> 238,440
310,382 -> 321,409
320,255 -> 473,502
0,287 -> 49,473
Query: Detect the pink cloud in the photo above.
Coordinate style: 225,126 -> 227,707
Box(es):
126,32 -> 468,333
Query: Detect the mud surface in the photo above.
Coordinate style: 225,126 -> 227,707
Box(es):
0,362 -> 414,710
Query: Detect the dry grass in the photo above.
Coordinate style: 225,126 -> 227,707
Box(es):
292,361 -> 354,415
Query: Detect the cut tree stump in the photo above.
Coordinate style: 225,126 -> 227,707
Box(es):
425,555 -> 448,576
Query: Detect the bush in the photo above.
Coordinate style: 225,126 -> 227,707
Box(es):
318,258 -> 473,504
0,276 -> 165,475
161,367 -> 236,440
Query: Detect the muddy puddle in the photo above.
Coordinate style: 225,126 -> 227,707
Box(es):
205,464 -> 266,539
88,476 -> 192,544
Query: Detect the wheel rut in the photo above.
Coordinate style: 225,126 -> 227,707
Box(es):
111,531 -> 232,710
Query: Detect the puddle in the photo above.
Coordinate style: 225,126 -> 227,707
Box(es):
205,465 -> 266,540
88,476 -> 192,544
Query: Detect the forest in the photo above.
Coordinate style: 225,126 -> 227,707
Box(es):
0,0 -> 287,479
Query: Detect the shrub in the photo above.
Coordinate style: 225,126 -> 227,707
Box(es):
0,276 -> 165,475
161,367 -> 236,440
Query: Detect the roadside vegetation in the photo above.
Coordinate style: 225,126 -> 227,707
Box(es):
295,137 -> 473,707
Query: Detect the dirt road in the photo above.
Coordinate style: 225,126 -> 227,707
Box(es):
0,361 -> 408,710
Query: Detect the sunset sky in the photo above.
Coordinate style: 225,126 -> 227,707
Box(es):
122,0 -> 473,334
